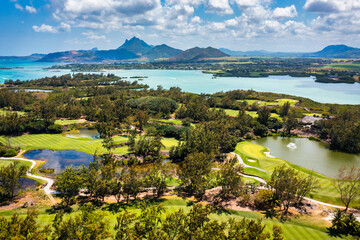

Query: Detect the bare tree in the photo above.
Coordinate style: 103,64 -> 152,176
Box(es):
335,166 -> 360,212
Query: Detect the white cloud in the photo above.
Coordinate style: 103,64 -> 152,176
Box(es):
15,3 -> 23,11
206,0 -> 233,15
25,5 -> 37,14
33,24 -> 58,33
59,22 -> 71,32
272,5 -> 297,19
304,0 -> 341,13
82,31 -> 106,40
32,22 -> 71,33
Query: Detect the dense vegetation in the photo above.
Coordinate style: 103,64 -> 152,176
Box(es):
0,73 -> 359,239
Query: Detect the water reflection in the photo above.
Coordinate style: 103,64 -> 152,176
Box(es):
24,149 -> 93,174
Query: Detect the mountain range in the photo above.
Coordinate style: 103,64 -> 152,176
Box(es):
220,45 -> 360,58
1,37 -> 360,63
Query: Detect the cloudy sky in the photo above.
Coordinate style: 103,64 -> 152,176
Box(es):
1,0 -> 360,55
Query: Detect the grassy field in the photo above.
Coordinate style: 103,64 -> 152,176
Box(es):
213,108 -> 281,119
235,141 -> 347,206
55,119 -> 88,125
0,109 -> 26,116
0,196 -> 344,240
237,98 -> 299,107
0,134 -> 179,155
318,63 -> 360,70
0,159 -> 32,168
152,119 -> 183,125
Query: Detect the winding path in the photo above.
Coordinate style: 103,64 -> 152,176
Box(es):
231,152 -> 265,172
0,157 -> 57,205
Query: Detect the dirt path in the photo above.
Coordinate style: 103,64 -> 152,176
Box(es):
0,157 -> 57,205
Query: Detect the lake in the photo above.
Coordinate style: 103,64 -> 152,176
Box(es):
66,128 -> 100,139
0,61 -> 359,104
23,149 -> 93,173
252,136 -> 360,178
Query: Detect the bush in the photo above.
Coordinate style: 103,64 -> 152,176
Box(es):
47,124 -> 63,134
253,189 -> 274,210
4,149 -> 18,157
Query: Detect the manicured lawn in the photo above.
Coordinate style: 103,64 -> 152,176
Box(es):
237,98 -> 298,107
0,159 -> 32,168
55,119 -> 88,125
0,134 -> 178,155
213,108 -> 281,120
152,119 -> 183,125
0,196 -> 342,240
235,141 -> 347,206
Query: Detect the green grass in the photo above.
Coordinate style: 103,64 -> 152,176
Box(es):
213,108 -> 281,120
152,119 -> 183,125
0,134 -> 178,155
0,159 -> 32,168
0,109 -> 25,116
235,141 -> 348,206
237,98 -> 298,107
319,63 -> 360,70
55,119 -> 87,125
0,196 -> 343,240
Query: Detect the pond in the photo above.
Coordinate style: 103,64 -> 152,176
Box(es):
66,128 -> 100,139
251,136 -> 360,178
23,149 -> 93,174
16,178 -> 37,194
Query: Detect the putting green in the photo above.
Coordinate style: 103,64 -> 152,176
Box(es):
235,141 -> 347,206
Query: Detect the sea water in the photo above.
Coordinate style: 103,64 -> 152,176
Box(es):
0,61 -> 359,104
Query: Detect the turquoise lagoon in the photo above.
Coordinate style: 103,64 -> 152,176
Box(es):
1,61 -> 359,104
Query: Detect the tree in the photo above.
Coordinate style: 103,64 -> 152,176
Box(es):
178,152 -> 213,198
52,204 -> 111,240
269,165 -> 317,214
0,210 -> 51,240
279,101 -> 290,117
329,209 -> 360,237
216,156 -> 243,200
335,166 -> 360,212
145,164 -> 168,198
114,211 -> 137,240
121,166 -> 143,203
55,166 -> 82,206
257,107 -> 271,125
0,160 -> 27,199
283,110 -> 298,135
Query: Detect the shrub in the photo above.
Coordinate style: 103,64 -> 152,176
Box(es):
253,189 -> 274,210
4,149 -> 17,157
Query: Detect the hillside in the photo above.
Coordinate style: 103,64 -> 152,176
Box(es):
303,45 -> 360,58
144,44 -> 182,60
117,36 -> 153,55
38,49 -> 137,62
170,47 -> 229,62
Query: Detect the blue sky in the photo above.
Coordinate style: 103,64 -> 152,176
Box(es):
1,0 -> 360,55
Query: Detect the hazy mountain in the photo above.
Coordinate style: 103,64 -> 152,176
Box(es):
38,49 -> 137,62
302,45 -> 360,58
220,45 -> 360,58
170,47 -> 229,62
144,44 -> 182,60
219,48 -> 301,57
117,36 -> 153,55
0,54 -> 46,61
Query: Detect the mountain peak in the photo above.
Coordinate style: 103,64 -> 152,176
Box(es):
117,36 -> 153,55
